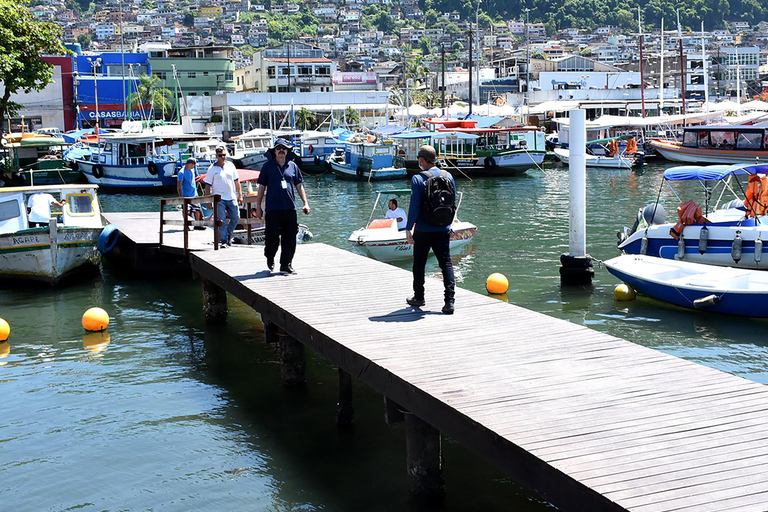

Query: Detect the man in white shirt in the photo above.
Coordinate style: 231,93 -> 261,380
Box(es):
385,199 -> 407,230
204,146 -> 243,247
27,193 -> 66,226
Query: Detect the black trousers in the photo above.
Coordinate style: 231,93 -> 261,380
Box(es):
412,230 -> 455,302
264,209 -> 298,267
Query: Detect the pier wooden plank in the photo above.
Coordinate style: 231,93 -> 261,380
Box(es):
107,213 -> 768,512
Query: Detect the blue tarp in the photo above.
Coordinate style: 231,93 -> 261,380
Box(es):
390,130 -> 433,140
664,164 -> 768,181
466,115 -> 505,129
372,124 -> 406,135
330,128 -> 356,141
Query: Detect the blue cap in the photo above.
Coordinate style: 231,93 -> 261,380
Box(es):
273,137 -> 294,149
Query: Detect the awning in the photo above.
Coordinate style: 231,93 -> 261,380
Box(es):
229,103 -> 389,113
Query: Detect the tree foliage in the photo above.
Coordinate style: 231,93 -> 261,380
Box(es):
126,74 -> 174,120
0,0 -> 70,135
294,106 -> 314,130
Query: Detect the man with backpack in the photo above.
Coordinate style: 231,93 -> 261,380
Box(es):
405,145 -> 457,315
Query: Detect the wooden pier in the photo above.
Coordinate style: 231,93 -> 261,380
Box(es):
106,212 -> 768,512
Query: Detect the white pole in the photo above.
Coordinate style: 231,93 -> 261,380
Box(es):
569,109 -> 587,257
702,22 -> 709,122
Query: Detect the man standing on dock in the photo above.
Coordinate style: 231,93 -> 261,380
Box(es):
205,147 -> 242,247
405,145 -> 456,315
254,138 -> 310,274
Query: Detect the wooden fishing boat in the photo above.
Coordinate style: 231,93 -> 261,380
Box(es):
649,124 -> 768,164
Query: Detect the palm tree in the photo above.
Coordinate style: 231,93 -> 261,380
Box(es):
126,74 -> 174,120
405,56 -> 429,88
344,106 -> 361,128
295,106 -> 314,130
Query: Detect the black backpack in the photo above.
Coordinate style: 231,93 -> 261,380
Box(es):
420,170 -> 456,226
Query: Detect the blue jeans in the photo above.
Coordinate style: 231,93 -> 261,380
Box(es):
217,199 -> 240,244
412,230 -> 455,302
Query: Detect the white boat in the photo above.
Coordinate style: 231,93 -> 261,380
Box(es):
617,164 -> 768,269
0,184 -> 105,284
554,135 -> 645,169
230,129 -> 272,169
604,254 -> 768,317
329,141 -> 407,181
64,132 -> 179,192
348,188 -> 477,262
232,224 -> 313,245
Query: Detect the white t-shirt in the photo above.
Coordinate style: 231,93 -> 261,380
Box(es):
385,207 -> 407,230
27,193 -> 58,223
204,161 -> 239,201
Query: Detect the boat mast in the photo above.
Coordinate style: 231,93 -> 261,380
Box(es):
702,22 -> 709,123
468,27 -> 473,117
638,7 -> 645,118
441,44 -> 446,117
677,10 -> 686,122
660,18 -> 664,113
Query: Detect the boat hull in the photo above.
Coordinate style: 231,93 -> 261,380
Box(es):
650,140 -> 768,165
330,160 -> 407,181
0,226 -> 101,284
349,223 -> 477,262
76,160 -> 178,192
554,148 -> 634,169
604,254 -> 768,316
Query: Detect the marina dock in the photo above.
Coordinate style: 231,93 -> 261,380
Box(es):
105,211 -> 768,512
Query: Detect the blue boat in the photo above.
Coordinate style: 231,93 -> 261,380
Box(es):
618,164 -> 768,269
604,254 -> 768,317
328,140 -> 407,181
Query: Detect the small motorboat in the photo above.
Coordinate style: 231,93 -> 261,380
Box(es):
617,164 -> 768,269
554,136 -> 644,169
348,188 -> 477,262
604,254 -> 768,317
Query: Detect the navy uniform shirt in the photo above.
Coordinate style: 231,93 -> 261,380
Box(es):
257,158 -> 304,211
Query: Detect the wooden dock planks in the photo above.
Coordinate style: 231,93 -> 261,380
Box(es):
103,208 -> 768,512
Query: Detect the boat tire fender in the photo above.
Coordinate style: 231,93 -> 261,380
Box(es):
314,155 -> 320,166
484,156 -> 497,169
693,294 -> 721,309
97,224 -> 119,254
148,161 -> 159,175
92,164 -> 104,179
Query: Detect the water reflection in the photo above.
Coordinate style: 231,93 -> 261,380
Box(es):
83,331 -> 111,355
0,341 -> 9,366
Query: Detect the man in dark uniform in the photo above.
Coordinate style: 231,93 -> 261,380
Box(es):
405,145 -> 456,314
254,138 -> 310,274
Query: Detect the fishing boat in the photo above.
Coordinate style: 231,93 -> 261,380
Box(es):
423,118 -> 546,177
0,184 -> 106,284
649,124 -> 768,164
553,135 -> 645,169
604,254 -> 768,317
289,130 -> 346,173
328,140 -> 407,181
348,188 -> 477,262
617,164 -> 768,269
230,129 -> 273,169
1,134 -> 83,185
64,132 -> 178,192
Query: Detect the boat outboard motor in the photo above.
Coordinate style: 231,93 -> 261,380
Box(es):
632,151 -> 645,167
617,203 -> 666,245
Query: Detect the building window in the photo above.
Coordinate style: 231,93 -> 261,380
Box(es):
204,71 -> 209,76
188,72 -> 196,78
298,66 -> 311,75
267,66 -> 275,77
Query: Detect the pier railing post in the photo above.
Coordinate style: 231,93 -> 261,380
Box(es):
337,368 -> 354,426
201,277 -> 227,323
405,413 -> 444,498
279,331 -> 305,386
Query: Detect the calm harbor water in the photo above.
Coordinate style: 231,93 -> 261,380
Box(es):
3,162 -> 768,511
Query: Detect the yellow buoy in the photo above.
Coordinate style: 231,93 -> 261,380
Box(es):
82,307 -> 110,332
0,318 -> 9,341
614,283 -> 636,301
486,273 -> 509,295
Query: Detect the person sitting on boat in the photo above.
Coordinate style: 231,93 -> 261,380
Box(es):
385,199 -> 407,230
177,157 -> 205,230
27,192 -> 65,227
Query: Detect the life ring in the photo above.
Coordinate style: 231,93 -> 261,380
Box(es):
97,224 -> 119,254
484,156 -> 497,169
308,144 -> 314,153
367,134 -> 375,143
147,161 -> 159,175
92,164 -> 104,178
764,133 -> 768,148
398,149 -> 406,156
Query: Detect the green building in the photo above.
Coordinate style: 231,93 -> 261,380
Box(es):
140,43 -> 236,99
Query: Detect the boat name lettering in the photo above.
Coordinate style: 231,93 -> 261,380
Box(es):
12,235 -> 40,245
61,232 -> 89,241
395,245 -> 410,251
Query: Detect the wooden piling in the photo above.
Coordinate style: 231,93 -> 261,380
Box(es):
337,368 -> 354,426
201,277 -> 227,323
279,333 -> 305,386
405,413 -> 444,498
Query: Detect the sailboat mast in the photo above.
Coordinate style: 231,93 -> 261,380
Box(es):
660,18 -> 664,113
639,7 -> 645,118
677,10 -> 686,120
702,22 -> 709,122
468,27 -> 473,116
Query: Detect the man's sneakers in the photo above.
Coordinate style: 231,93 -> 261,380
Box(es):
267,257 -> 274,271
406,296 -> 426,307
442,300 -> 455,315
280,264 -> 295,275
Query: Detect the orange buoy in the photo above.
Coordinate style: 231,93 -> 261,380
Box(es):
82,307 -> 110,332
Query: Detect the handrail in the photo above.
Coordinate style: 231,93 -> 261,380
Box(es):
159,194 -> 221,253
